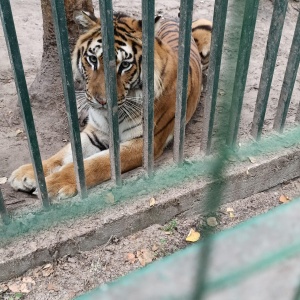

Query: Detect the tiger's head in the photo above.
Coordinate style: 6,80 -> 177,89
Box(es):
72,11 -> 162,110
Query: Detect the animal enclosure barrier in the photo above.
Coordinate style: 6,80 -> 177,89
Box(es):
0,0 -> 300,295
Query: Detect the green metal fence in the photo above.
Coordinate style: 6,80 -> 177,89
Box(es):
0,0 -> 300,296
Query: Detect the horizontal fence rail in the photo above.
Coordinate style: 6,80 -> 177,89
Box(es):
0,0 -> 49,207
50,0 -> 88,199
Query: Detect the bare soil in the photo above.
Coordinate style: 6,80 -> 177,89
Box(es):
0,0 -> 300,299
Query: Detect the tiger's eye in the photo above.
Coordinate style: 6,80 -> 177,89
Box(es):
89,55 -> 97,64
121,61 -> 131,69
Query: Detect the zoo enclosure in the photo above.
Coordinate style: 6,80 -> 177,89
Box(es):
0,0 -> 300,297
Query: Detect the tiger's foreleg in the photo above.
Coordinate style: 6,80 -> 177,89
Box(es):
9,127 -> 101,193
44,138 -> 145,199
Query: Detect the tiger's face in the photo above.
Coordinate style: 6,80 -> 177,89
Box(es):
73,12 -> 144,110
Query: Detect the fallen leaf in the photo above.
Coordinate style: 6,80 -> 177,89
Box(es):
22,277 -> 35,285
125,253 -> 136,264
248,156 -> 256,163
42,264 -> 54,277
20,283 -> 30,293
207,217 -> 218,227
164,231 -> 171,235
43,263 -> 52,269
186,229 -> 200,242
15,129 -> 23,136
67,257 -> 76,263
136,249 -> 154,266
0,284 -> 8,293
279,195 -> 290,203
149,197 -> 156,207
226,207 -> 234,212
104,192 -> 115,204
229,212 -> 235,218
8,283 -> 21,293
47,283 -> 60,292
0,177 -> 7,184
152,244 -> 158,252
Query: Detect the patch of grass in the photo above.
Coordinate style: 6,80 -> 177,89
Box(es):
163,220 -> 178,232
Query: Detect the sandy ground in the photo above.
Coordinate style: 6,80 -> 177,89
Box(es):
0,0 -> 300,299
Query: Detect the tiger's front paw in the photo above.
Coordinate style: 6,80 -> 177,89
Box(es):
9,164 -> 37,192
46,170 -> 77,200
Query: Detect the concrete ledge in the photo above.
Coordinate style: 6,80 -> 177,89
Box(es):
0,146 -> 300,282
76,198 -> 300,300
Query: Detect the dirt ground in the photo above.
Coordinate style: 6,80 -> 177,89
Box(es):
0,0 -> 300,299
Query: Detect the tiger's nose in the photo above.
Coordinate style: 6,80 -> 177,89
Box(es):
95,94 -> 107,105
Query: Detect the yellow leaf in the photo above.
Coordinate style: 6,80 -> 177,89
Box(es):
226,207 -> 234,212
207,217 -> 218,227
149,197 -> 156,207
229,212 -> 235,218
0,177 -> 7,185
186,229 -> 200,242
279,195 -> 289,203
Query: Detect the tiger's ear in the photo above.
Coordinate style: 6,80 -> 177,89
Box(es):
137,15 -> 162,34
74,10 -> 99,33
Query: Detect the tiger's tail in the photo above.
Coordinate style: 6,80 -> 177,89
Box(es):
192,19 -> 212,71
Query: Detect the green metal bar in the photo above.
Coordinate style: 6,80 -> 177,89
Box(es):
202,0 -> 229,154
50,0 -> 88,199
98,0 -> 121,185
174,0 -> 194,164
251,0 -> 288,140
226,0 -> 259,147
142,0 -> 155,176
0,188 -> 10,224
0,0 -> 49,207
273,11 -> 300,132
296,103 -> 300,124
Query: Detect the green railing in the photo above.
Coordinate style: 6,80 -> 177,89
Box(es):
1,0 -> 300,296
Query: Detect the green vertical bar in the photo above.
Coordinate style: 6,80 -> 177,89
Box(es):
0,188 -> 10,224
273,11 -> 300,132
0,0 -> 49,207
202,0 -> 229,154
142,0 -> 155,176
50,0 -> 87,199
251,0 -> 288,140
174,0 -> 194,164
226,0 -> 259,147
98,0 -> 121,185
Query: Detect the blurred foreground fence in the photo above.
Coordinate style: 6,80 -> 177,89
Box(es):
0,0 -> 300,297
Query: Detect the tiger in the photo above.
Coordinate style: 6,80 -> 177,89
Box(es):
9,11 -> 212,200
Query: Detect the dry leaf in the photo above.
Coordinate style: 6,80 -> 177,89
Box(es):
8,283 -> 21,293
20,283 -> 30,293
0,177 -> 7,184
47,283 -> 60,292
104,192 -> 115,204
229,212 -> 235,218
164,231 -> 171,235
15,129 -> 23,136
125,253 -> 136,264
136,249 -> 154,266
207,217 -> 218,227
186,229 -> 200,242
279,195 -> 290,203
22,277 -> 35,285
226,207 -> 234,212
43,263 -> 52,269
42,264 -> 54,277
149,197 -> 156,207
0,284 -> 8,293
152,244 -> 158,252
248,156 -> 256,163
